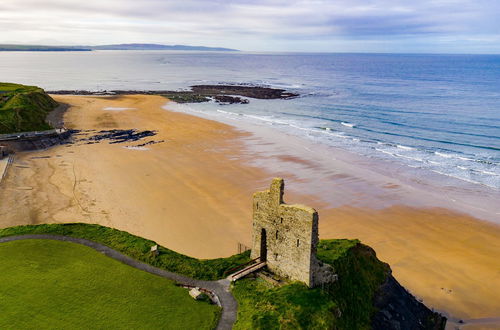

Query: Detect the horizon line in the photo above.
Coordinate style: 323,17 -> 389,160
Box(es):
1,43 -> 499,56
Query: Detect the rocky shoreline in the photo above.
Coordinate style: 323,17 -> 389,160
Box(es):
48,85 -> 299,105
0,129 -> 73,152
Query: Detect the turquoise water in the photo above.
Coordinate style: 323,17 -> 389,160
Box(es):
1,51 -> 499,189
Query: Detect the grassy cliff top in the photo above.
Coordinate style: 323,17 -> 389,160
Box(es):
0,223 -> 444,329
0,82 -> 58,133
0,223 -> 388,328
233,239 -> 390,329
0,82 -> 44,94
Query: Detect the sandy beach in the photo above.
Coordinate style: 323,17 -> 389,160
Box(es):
0,94 -> 499,323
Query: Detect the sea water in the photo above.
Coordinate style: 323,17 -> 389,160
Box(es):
1,51 -> 499,190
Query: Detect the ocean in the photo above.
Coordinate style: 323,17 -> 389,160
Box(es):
1,51 -> 499,190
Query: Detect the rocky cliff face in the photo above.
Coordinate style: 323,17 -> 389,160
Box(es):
317,240 -> 446,329
373,274 -> 447,330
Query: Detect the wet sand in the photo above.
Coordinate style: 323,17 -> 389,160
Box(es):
0,94 -> 499,322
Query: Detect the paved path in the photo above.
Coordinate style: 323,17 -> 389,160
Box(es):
0,234 -> 237,330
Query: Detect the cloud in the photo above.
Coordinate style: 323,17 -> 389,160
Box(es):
0,0 -> 499,52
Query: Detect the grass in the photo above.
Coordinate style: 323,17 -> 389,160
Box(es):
232,239 -> 390,330
0,239 -> 219,329
232,280 -> 337,329
0,223 -> 251,281
317,240 -> 390,329
0,82 -> 58,133
0,224 -> 390,328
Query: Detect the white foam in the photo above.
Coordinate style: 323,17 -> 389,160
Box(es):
397,145 -> 414,151
431,169 -> 480,185
375,148 -> 396,156
395,153 -> 423,162
341,122 -> 355,128
217,109 -> 238,116
435,151 -> 453,158
479,170 -> 499,176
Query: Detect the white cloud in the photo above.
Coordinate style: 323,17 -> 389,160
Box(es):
0,0 -> 499,52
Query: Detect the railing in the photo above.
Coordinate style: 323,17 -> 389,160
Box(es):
224,257 -> 260,277
0,128 -> 67,141
229,261 -> 267,281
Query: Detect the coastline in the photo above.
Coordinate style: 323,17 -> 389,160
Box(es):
0,94 -> 498,321
165,101 -> 500,224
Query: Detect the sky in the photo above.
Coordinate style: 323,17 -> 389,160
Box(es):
1,0 -> 499,53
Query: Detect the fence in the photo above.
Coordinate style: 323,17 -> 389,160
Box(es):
237,242 -> 251,254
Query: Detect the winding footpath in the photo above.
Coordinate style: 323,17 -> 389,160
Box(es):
0,234 -> 237,330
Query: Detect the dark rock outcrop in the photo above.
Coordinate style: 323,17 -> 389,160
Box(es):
372,274 -> 447,330
48,84 -> 299,105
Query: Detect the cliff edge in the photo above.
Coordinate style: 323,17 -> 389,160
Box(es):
0,83 -> 58,133
233,239 -> 446,329
318,240 -> 446,329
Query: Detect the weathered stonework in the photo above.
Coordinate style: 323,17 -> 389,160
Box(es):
251,178 -> 336,287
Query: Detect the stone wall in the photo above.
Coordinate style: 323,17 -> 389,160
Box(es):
251,178 -> 336,287
0,129 -> 71,152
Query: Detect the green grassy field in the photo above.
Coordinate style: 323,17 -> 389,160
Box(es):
0,223 -> 251,280
0,82 -> 58,133
0,239 -> 220,329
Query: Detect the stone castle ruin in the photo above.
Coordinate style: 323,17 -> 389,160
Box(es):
250,178 -> 336,287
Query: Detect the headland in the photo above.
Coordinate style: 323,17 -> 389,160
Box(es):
0,94 -> 498,324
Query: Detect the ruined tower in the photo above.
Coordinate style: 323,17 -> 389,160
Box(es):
251,178 -> 336,287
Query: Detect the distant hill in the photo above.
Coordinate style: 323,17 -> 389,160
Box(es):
89,43 -> 238,51
0,44 -> 90,51
0,43 -> 238,52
